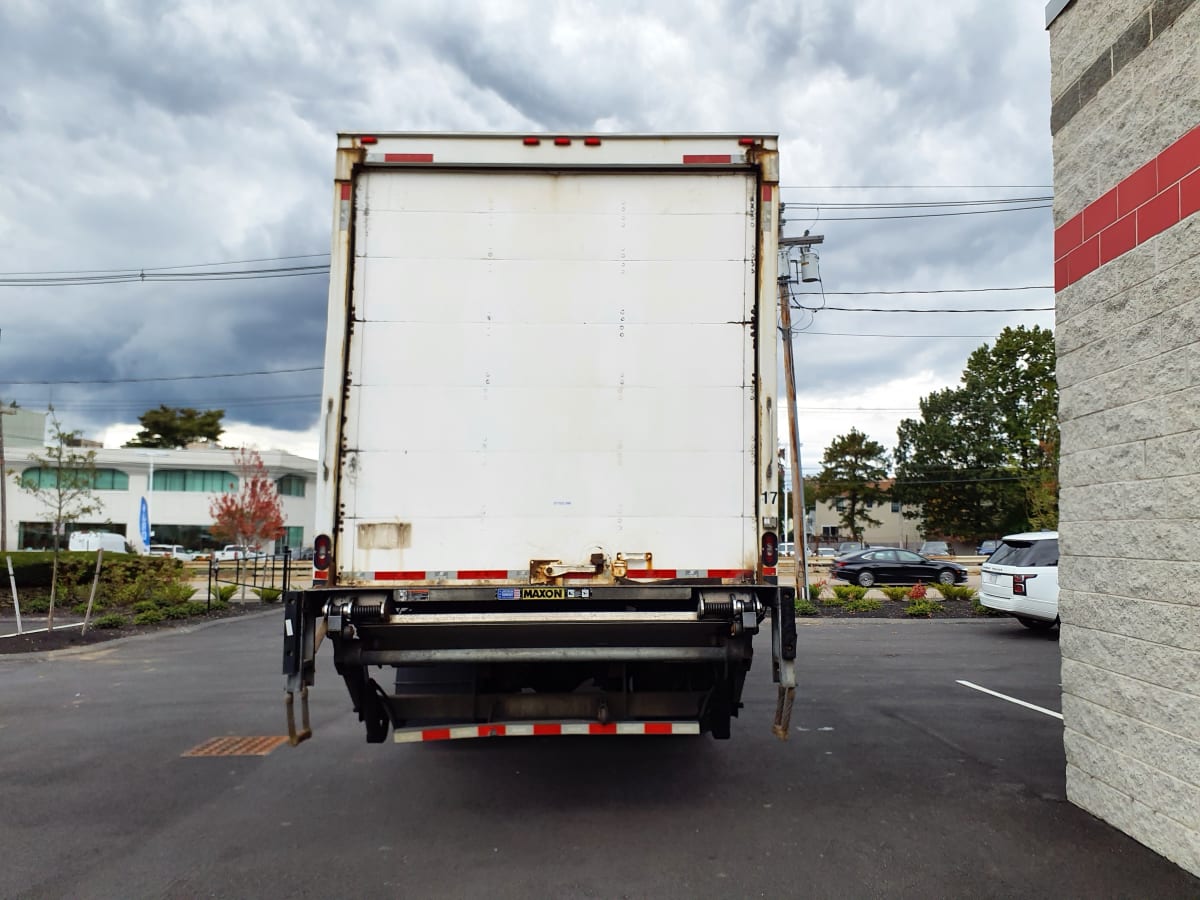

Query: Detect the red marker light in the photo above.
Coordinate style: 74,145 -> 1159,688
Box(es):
523,137 -> 541,146
738,137 -> 755,146
554,137 -> 571,146
584,137 -> 601,146
313,534 -> 332,572
761,531 -> 779,568
360,136 -> 378,145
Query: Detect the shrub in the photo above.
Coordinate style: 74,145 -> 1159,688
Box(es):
820,594 -> 845,607
93,613 -> 126,629
23,597 -> 52,614
832,584 -> 868,602
71,601 -> 92,616
843,597 -> 883,612
880,587 -> 909,602
209,599 -> 230,612
807,580 -> 826,602
133,609 -> 166,626
132,600 -> 159,615
253,587 -> 282,604
156,583 -> 197,606
937,583 -> 977,602
182,601 -> 210,617
794,598 -> 819,617
973,599 -> 1004,617
906,599 -> 944,617
162,605 -> 192,620
210,585 -> 238,603
907,582 -> 928,600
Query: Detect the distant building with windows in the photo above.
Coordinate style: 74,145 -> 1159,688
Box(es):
2,416 -> 316,553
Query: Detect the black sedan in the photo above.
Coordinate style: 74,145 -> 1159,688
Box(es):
830,548 -> 968,588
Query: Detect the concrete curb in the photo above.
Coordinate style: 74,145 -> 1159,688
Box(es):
0,608 -> 280,662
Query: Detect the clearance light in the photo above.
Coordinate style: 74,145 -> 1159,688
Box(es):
313,534 -> 332,572
523,137 -> 541,146
554,137 -> 571,146
584,137 -> 601,146
360,136 -> 378,145
738,137 -> 755,146
761,532 -> 779,568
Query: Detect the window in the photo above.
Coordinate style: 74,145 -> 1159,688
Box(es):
93,468 -> 129,490
282,526 -> 304,547
20,467 -> 129,490
835,499 -> 846,512
821,526 -> 839,539
276,475 -> 306,497
153,470 -> 237,492
891,501 -> 901,513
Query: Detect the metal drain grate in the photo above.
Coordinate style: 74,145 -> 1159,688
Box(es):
182,736 -> 289,757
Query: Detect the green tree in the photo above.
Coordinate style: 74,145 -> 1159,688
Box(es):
893,326 -> 1058,541
16,409 -> 103,630
812,429 -> 891,541
124,406 -> 224,449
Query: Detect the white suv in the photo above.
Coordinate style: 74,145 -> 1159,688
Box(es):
979,531 -> 1059,630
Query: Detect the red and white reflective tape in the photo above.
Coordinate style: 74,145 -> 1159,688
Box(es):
366,152 -> 435,164
394,720 -> 700,743
363,569 -> 755,582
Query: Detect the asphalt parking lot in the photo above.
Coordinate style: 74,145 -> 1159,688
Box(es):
1,614 -> 1196,898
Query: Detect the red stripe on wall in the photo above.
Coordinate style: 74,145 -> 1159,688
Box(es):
1054,121 -> 1200,291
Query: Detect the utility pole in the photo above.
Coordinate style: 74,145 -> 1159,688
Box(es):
0,401 -> 14,552
778,230 -> 824,596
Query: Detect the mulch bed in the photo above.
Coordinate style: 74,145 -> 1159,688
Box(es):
0,602 -> 273,655
805,597 -> 997,620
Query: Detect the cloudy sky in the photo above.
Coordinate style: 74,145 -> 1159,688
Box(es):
0,0 -> 1054,471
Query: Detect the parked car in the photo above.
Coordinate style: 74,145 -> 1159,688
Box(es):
836,541 -> 867,556
830,548 -> 968,588
816,546 -> 838,558
918,540 -> 954,558
149,544 -> 195,561
976,539 -> 1001,557
778,542 -> 795,558
979,531 -> 1060,630
67,531 -> 131,554
212,545 -> 262,562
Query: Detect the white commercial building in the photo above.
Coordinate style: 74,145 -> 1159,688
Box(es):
2,425 -> 316,554
1049,0 -> 1199,877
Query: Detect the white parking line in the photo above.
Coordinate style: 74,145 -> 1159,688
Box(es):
956,680 -> 1063,720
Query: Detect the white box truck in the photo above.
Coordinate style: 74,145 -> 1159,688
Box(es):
284,133 -> 797,744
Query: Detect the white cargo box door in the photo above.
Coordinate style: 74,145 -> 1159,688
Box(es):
340,168 -> 758,579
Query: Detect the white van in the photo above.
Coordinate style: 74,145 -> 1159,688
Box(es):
68,531 -> 131,554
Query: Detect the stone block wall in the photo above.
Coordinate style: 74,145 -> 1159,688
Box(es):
1050,0 -> 1199,877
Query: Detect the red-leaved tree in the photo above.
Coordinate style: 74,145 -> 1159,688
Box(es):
209,448 -> 286,550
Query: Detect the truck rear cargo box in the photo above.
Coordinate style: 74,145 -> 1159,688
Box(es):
285,134 -> 797,744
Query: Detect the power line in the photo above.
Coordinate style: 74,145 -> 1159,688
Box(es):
4,366 -> 322,386
780,184 -> 1053,190
796,304 -> 1055,313
0,253 -> 329,277
795,203 -> 1051,222
0,263 -> 330,287
785,196 -> 1052,209
797,286 -> 1052,295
